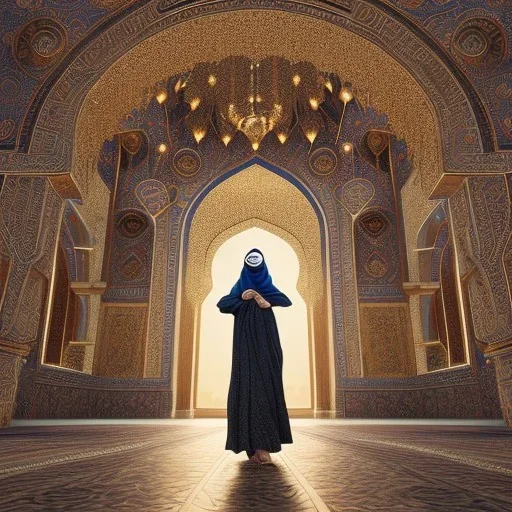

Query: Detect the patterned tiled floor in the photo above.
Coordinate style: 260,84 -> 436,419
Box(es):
1,420 -> 511,511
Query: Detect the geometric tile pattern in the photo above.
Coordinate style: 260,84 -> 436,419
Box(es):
1,421 -> 511,511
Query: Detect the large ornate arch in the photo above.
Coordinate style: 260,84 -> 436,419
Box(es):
1,0 -> 510,180
173,160 -> 335,416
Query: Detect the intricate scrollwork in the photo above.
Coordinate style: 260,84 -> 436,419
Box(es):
13,18 -> 67,75
116,211 -> 148,239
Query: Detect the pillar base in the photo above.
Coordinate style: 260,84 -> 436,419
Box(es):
0,345 -> 26,428
495,351 -> 512,427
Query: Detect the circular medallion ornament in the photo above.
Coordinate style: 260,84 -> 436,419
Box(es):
116,211 -> 148,239
359,211 -> 389,237
334,179 -> 375,216
121,131 -> 143,154
14,18 -> 67,74
452,17 -> 505,72
365,252 -> 389,278
173,148 -> 201,177
0,119 -> 16,141
309,148 -> 338,176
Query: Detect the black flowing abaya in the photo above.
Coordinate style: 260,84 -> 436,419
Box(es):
218,292 -> 293,456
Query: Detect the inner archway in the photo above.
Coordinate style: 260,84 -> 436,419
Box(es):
174,162 -> 334,418
196,227 -> 311,413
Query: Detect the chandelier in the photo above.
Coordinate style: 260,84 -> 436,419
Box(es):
154,56 -> 355,151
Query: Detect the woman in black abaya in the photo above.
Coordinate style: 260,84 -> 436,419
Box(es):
217,248 -> 293,465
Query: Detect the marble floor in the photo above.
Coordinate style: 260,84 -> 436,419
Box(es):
1,419 -> 512,511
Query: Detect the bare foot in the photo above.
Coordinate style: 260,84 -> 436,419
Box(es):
255,449 -> 273,464
250,454 -> 262,464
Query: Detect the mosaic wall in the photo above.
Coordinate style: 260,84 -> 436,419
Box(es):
2,0 -> 511,180
384,0 -> 512,150
0,0 -> 509,152
450,178 -> 512,352
90,58 -> 416,383
0,176 -> 62,426
0,0 -> 508,423
12,56 -> 505,422
0,0 -> 143,151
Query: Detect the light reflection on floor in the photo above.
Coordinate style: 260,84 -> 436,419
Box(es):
1,419 -> 511,511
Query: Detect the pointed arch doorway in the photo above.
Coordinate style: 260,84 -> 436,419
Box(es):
196,226 -> 311,415
172,162 -> 335,418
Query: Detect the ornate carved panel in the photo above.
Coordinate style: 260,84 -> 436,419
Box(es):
359,304 -> 416,377
94,304 -> 148,378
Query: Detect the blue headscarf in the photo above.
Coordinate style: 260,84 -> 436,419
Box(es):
217,249 -> 292,312
227,248 -> 291,306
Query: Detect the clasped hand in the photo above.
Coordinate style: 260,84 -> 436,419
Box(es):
242,289 -> 271,308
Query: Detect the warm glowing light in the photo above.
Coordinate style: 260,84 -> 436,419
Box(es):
292,74 -> 301,86
343,142 -> 353,153
256,94 -> 262,103
309,98 -> 319,110
155,89 -> 168,104
249,95 -> 254,103
252,142 -> 259,150
208,75 -> 217,87
340,87 -> 353,104
306,130 -> 318,144
190,98 -> 201,111
277,133 -> 287,144
194,129 -> 206,143
325,80 -> 333,93
174,79 -> 182,93
198,226 -> 311,409
222,134 -> 232,146
157,143 -> 167,153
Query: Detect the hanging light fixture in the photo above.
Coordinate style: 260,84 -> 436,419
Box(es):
193,128 -> 206,143
155,88 -> 168,104
340,86 -> 353,104
182,57 -> 340,150
306,129 -> 318,144
336,83 -> 354,144
190,98 -> 201,111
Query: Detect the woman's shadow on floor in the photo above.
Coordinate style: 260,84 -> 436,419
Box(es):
222,455 -> 310,511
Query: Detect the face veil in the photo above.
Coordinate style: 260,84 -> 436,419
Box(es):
217,248 -> 292,311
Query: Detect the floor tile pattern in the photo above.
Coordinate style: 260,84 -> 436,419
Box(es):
1,421 -> 511,511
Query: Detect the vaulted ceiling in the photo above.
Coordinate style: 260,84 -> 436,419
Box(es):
0,1 -> 509,151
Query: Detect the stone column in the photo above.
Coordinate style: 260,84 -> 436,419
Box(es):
449,175 -> 512,425
0,176 -> 63,427
0,342 -> 26,427
495,352 -> 512,426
